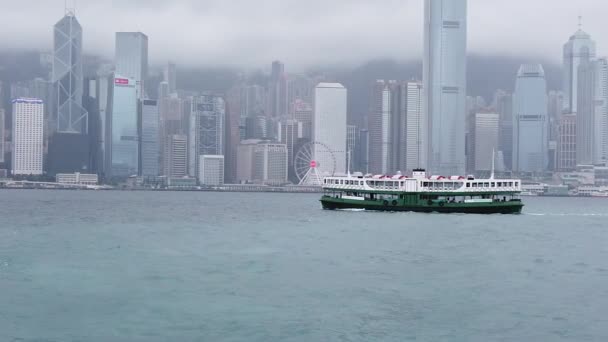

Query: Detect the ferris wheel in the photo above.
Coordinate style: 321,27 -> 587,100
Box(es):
294,141 -> 336,185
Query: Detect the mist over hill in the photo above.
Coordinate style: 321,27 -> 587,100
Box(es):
1,50 -> 560,125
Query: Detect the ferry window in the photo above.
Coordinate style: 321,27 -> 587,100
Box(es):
515,182 -> 519,187
491,182 -> 495,187
472,183 -> 477,188
484,182 -> 489,188
423,182 -> 428,187
509,182 -> 513,187
466,183 -> 470,188
497,182 -> 502,187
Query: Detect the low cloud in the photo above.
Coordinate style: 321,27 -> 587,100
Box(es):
0,0 -> 605,71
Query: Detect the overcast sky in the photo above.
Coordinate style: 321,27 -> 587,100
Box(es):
0,0 -> 605,70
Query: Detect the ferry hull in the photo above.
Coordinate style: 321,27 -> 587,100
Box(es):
320,196 -> 523,214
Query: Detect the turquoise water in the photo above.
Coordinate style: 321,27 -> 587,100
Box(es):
1,190 -> 607,341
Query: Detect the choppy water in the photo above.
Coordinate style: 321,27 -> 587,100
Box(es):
1,190 -> 608,341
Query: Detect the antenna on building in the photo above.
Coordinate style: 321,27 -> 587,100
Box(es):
578,15 -> 582,30
64,0 -> 76,16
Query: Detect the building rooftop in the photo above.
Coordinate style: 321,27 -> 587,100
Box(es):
316,82 -> 345,89
517,64 -> 545,78
12,98 -> 44,104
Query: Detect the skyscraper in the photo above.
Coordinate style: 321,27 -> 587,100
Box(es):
95,68 -> 114,177
110,76 -> 139,177
224,86 -> 243,184
369,80 -> 395,174
141,99 -> 159,176
346,125 -> 357,171
513,64 -> 549,173
405,81 -> 424,171
189,95 -> 225,178
53,10 -> 88,134
163,62 -> 177,94
268,61 -> 287,118
562,21 -> 596,113
115,32 -> 148,99
557,113 -> 577,171
287,74 -> 314,116
163,134 -> 187,178
0,108 -> 4,164
494,90 -> 513,170
423,0 -> 467,176
278,119 -> 303,178
356,129 -> 370,173
293,99 -> 313,140
48,10 -> 91,176
314,83 -> 347,175
12,98 -> 44,176
473,113 -> 499,172
577,58 -> 608,165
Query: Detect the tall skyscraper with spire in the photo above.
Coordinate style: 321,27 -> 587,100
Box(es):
562,17 -> 596,114
47,8 -> 91,176
53,8 -> 88,134
423,0 -> 467,176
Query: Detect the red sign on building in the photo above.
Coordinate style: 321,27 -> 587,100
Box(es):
114,78 -> 129,85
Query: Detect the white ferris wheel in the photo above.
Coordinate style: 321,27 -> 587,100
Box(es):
294,141 -> 336,186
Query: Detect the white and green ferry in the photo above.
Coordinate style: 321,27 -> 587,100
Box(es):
320,169 -> 524,214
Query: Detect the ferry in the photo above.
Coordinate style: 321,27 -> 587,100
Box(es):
320,169 -> 524,214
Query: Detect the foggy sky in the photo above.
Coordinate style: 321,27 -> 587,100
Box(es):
1,0 -> 606,70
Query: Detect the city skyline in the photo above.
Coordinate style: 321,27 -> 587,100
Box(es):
1,0 -> 608,187
0,1 -> 607,70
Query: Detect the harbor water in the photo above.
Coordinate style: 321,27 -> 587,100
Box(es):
1,190 -> 607,341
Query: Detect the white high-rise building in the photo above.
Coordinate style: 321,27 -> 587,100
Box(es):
115,32 -> 148,99
513,64 -> 549,173
406,81 -> 424,171
423,0 -> 467,176
253,143 -> 288,185
562,22 -> 596,113
236,140 -> 288,185
313,83 -> 347,175
12,98 -> 44,176
474,113 -> 499,172
199,155 -> 224,186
